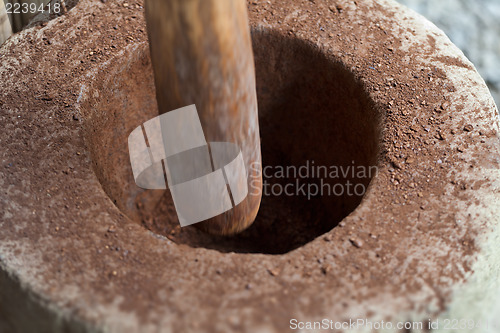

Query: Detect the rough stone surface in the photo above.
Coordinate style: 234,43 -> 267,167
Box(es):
397,0 -> 500,106
0,0 -> 499,332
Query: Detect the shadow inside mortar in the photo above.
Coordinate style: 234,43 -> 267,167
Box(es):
83,29 -> 382,255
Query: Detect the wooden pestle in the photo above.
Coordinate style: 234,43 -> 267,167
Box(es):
144,0 -> 262,235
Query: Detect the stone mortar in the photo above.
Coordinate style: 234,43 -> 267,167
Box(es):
0,0 -> 499,332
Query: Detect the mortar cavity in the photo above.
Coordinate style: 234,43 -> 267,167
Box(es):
82,29 -> 382,254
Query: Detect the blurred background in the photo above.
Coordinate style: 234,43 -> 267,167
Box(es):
398,0 -> 500,106
1,0 -> 49,45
